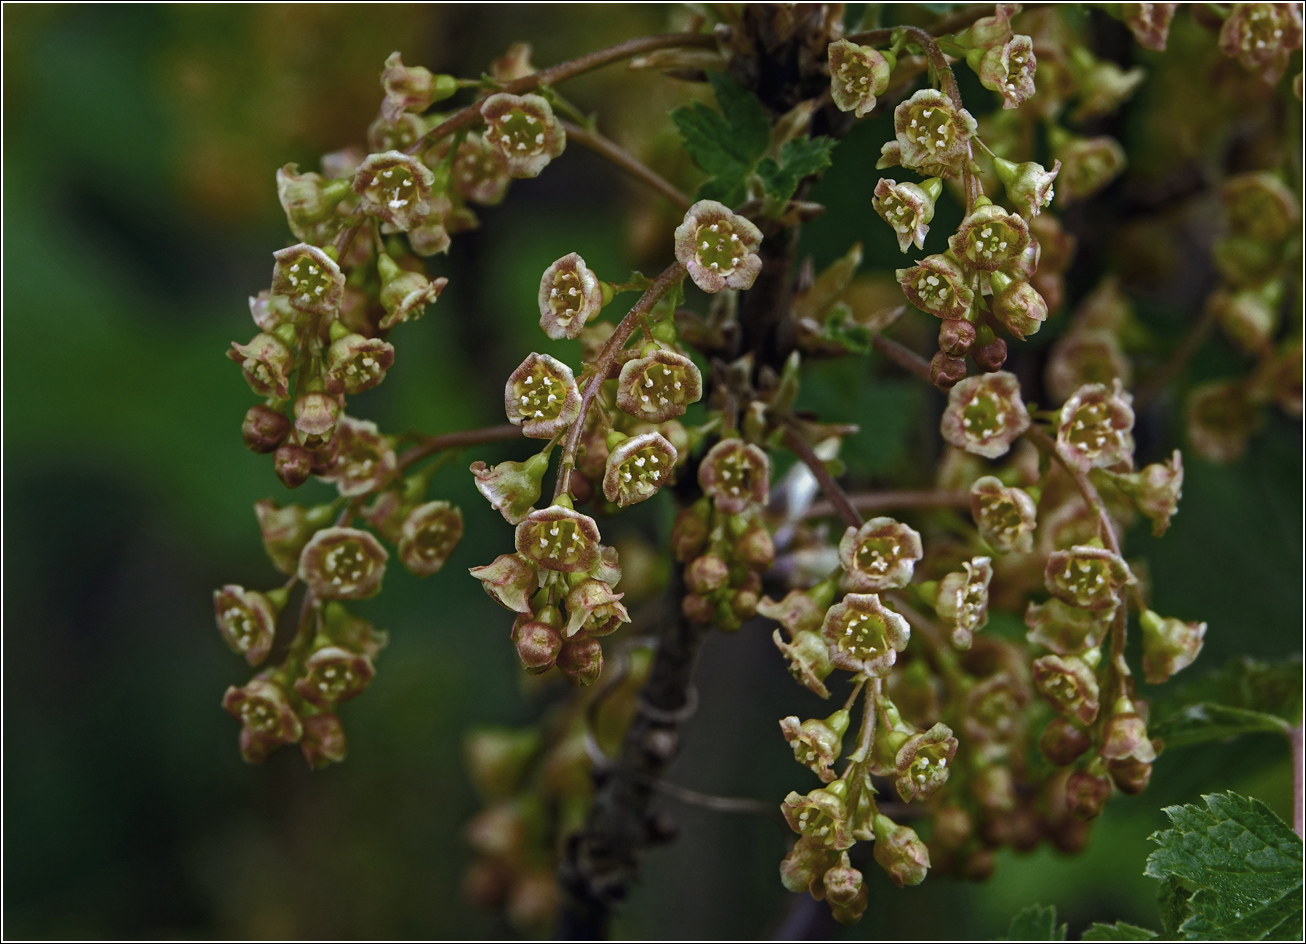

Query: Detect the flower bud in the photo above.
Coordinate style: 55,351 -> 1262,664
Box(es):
223,677 -> 303,761
1045,545 -> 1132,612
1054,135 -> 1127,204
685,553 -> 730,594
1066,769 -> 1112,820
1223,171 -> 1300,242
213,585 -> 281,666
780,709 -> 849,782
936,557 -> 992,650
294,644 -> 375,706
1025,597 -> 1111,655
352,150 -> 435,231
1103,706 -> 1157,764
1033,653 -> 1101,724
514,503 -> 602,573
1139,609 -> 1206,684
894,722 -> 958,802
940,371 -> 1030,459
673,200 -> 763,293
758,582 -> 834,637
564,578 -> 629,638
505,352 -> 582,439
990,274 -> 1049,339
557,635 -> 604,686
1107,755 -> 1154,795
298,526 -> 388,600
513,616 -> 562,674
1219,2 -> 1304,85
228,333 -> 294,399
293,390 -> 340,446
873,177 -> 940,253
780,836 -> 841,896
893,89 -> 977,176
602,432 -> 678,506
970,475 -> 1038,552
838,517 -> 923,592
272,243 -> 345,316
930,352 -> 969,388
896,254 -> 974,320
1039,716 -> 1092,766
735,523 -> 776,570
698,439 -> 770,513
977,34 -> 1036,109
961,3 -> 1018,49
670,504 -> 710,562
973,335 -> 1008,372
300,712 -> 347,768
399,500 -> 464,576
774,628 -> 835,698
274,443 -> 315,489
1210,283 -> 1282,356
276,164 -> 352,245
255,499 -> 316,574
783,782 -> 855,849
242,403 -> 292,454
538,252 -> 603,340
964,671 -> 1029,744
939,318 -> 977,356
682,592 -> 715,624
822,592 -> 911,677
480,92 -> 566,178
375,252 -> 447,331
1123,4 -> 1178,51
872,814 -> 930,886
468,553 -> 538,614
472,453 -> 548,525
828,39 -> 893,117
380,52 -> 455,123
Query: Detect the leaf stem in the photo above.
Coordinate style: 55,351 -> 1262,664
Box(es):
395,423 -> 524,472
805,489 -> 971,520
782,424 -> 863,530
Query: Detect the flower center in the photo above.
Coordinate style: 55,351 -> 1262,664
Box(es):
695,221 -> 744,274
906,104 -> 955,156
283,253 -> 335,308
369,164 -> 420,212
493,108 -> 547,156
962,390 -> 1007,442
324,541 -> 371,587
515,366 -> 569,422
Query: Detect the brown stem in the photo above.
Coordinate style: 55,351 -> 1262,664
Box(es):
1022,426 -> 1122,558
805,489 -> 971,520
871,334 -> 942,387
1291,723 -> 1304,840
554,263 -> 686,500
407,33 -> 717,155
561,121 -> 693,211
1134,303 -> 1218,408
395,423 -> 524,471
783,426 -> 863,529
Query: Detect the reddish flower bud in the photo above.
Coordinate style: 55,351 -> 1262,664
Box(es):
228,333 -> 294,399
780,836 -> 841,896
895,722 -> 958,802
272,243 -> 345,316
398,500 -> 463,576
480,92 -> 566,178
686,554 -> 729,595
300,711 -> 347,768
564,578 -> 629,638
1033,653 -> 1101,724
213,585 -> 281,666
872,814 -> 930,886
1056,379 -> 1135,472
962,3 -> 1019,49
514,503 -> 602,573
673,199 -> 764,293
936,556 -> 992,650
223,677 -> 303,761
780,709 -> 849,783
505,352 -> 582,439
873,177 -> 940,253
274,443 -> 314,489
939,318 -> 977,356
1045,545 -> 1133,611
1054,135 -> 1127,204
896,253 -> 974,320
602,432 -> 678,506
949,203 -> 1030,272
978,34 -> 1037,109
990,273 -> 1049,339
970,475 -> 1038,552
824,853 -> 868,924
930,352 -> 969,388
1219,2 -> 1304,84
469,553 -> 537,614
682,592 -> 714,623
1025,597 -> 1111,655
380,51 -> 456,123
973,335 -> 1008,372
298,526 -> 388,600
1103,709 -> 1157,764
352,150 -> 435,231
698,439 -> 770,513
1140,609 -> 1206,684
1185,380 -> 1260,463
838,517 -> 923,592
1108,755 -> 1154,795
294,644 -> 375,707
1123,4 -> 1178,51
1066,769 -> 1112,820
292,391 -> 340,447
828,39 -> 893,117
1039,716 -> 1092,766
242,403 -> 292,454
823,592 -> 911,677
557,635 -> 604,686
538,252 -> 603,340
735,524 -> 776,570
783,781 -> 855,850
512,616 -> 562,674
940,371 -> 1030,459
670,503 -> 710,562
893,89 -> 977,176
774,628 -> 835,698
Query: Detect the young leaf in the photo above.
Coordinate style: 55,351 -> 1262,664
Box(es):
1150,703 -> 1291,748
1080,921 -> 1159,941
1145,792 -> 1303,940
670,72 -> 771,206
756,136 -> 837,204
1007,904 -> 1068,941
1150,656 -> 1302,748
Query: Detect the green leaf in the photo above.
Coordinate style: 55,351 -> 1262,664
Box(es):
1007,904 -> 1067,941
1145,792 -> 1303,940
1150,703 -> 1291,748
1081,921 -> 1159,941
756,136 -> 837,204
1150,656 -> 1302,748
669,72 -> 770,206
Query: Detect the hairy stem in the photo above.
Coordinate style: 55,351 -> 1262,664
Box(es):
806,489 -> 971,520
561,121 -> 693,211
782,425 -> 863,529
395,423 -> 524,471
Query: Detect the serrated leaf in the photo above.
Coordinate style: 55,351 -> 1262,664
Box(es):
669,72 -> 770,206
1150,656 -> 1302,748
1145,792 -> 1303,940
756,136 -> 837,203
1007,904 -> 1068,941
1081,921 -> 1158,941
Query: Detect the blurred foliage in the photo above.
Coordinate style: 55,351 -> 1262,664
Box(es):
2,4 -> 1300,940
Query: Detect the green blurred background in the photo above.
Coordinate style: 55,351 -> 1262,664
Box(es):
3,4 -> 1300,939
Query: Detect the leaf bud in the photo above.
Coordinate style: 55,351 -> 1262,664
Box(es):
505,352 -> 582,439
822,592 -> 911,678
673,200 -> 763,293
213,585 -> 282,666
1032,653 -> 1101,724
468,553 -> 538,614
557,635 -> 604,687
828,39 -> 893,117
940,371 -> 1030,459
242,403 -> 292,454
872,814 -> 930,886
1039,716 -> 1092,766
1139,609 -> 1206,684
480,92 -> 566,178
838,517 -> 923,592
472,453 -> 549,525
773,628 -> 835,698
298,526 -> 388,600
512,615 -> 562,674
698,438 -> 770,513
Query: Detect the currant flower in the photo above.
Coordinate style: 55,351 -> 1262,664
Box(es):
300,712 -> 347,768
602,432 -> 677,507
249,290 -> 296,332
758,582 -> 835,637
380,51 -> 456,123
780,710 -> 850,783
512,614 -> 562,675
895,254 -> 974,320
838,517 -> 923,592
222,677 -> 303,762
514,503 -> 602,573
1066,769 -> 1113,820
471,453 -> 549,525
698,438 -> 770,513
564,578 -> 629,638
292,390 -> 341,446
448,132 -> 511,205
399,500 -> 464,576
1054,135 -> 1126,204
872,814 -> 930,887
254,499 -> 318,575
961,2 -> 1019,49
615,350 -> 703,423
213,585 -> 281,666
320,416 -> 396,497
538,252 -> 603,340
1073,58 -> 1146,122
1039,716 -> 1092,767
964,672 -> 1029,745
969,476 -> 1038,553
824,854 -> 868,926
1025,598 -> 1112,655
468,553 -> 537,614
294,645 -> 376,707
480,92 -> 566,178
935,557 -> 992,650
894,722 -> 958,802
1046,329 -> 1132,405
504,352 -> 582,439
322,334 -> 394,396
782,781 -> 855,850
989,273 -> 1049,339
1223,171 -> 1301,242
1140,609 -> 1207,684
673,199 -> 764,293
893,89 -> 977,176
1185,380 -> 1260,463
1120,449 -> 1184,536
978,34 -> 1037,109
1102,706 -> 1157,764
1122,4 -> 1178,51
873,178 -> 941,253
557,636 -> 604,687
1045,545 -> 1133,611
1032,654 -> 1101,724
1219,2 -> 1304,84
276,164 -> 352,245
298,526 -> 389,600
773,629 -> 835,698
948,203 -> 1030,272
822,592 -> 910,677
994,157 -> 1060,220
827,39 -> 893,117
272,243 -> 346,316
377,253 -> 448,331
940,372 -> 1031,459
780,836 -> 842,898
1056,379 -> 1136,472
351,150 -> 435,231
228,333 -> 294,399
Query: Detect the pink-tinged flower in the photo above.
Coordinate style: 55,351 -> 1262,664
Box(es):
838,517 -> 923,592
873,178 -> 939,252
940,372 -> 1030,459
274,444 -> 314,489
893,89 -> 977,176
380,51 -> 455,123
964,672 -> 1029,744
398,500 -> 464,576
1072,59 -> 1146,122
1185,380 -> 1261,463
758,584 -> 834,637
248,290 -> 295,332
615,350 -> 704,423
935,557 -> 992,650
538,253 -> 603,340
594,544 -> 622,587
228,333 -> 294,399
512,614 -> 563,674
405,196 -> 455,258
376,253 -> 447,331
294,644 -> 376,707
272,243 -> 346,316
602,432 -> 677,507
254,499 -> 316,575
352,150 -> 436,231
1102,709 -> 1157,763
446,132 -> 511,205
894,722 -> 958,802
213,585 -> 280,666
872,814 -> 930,887
1039,716 -> 1092,766
780,836 -> 842,897
323,334 -> 395,395
896,254 -> 974,320
515,504 -> 602,573
557,635 -> 604,687
1120,449 -> 1184,536
322,602 -> 389,659
292,391 -> 340,445
877,140 -> 902,169
1139,609 -> 1206,684
698,438 -> 770,513
298,526 -> 388,600
1045,545 -> 1133,611
970,476 -> 1038,552
1056,379 -> 1136,472
1223,171 -> 1301,242
1054,135 -> 1126,204
979,34 -> 1037,109
367,111 -> 439,153
276,164 -> 352,245
827,39 -> 893,117
963,3 -> 1020,49
1024,597 -> 1112,655
1032,654 -> 1101,724
480,92 -> 566,178
504,352 -> 582,439
824,854 -> 868,926
782,782 -> 855,850
1123,4 -> 1178,51
773,629 -> 835,698
948,204 -> 1030,272
564,578 -> 629,638
223,677 -> 303,760
471,453 -> 548,525
994,157 -> 1060,220
673,200 -> 764,293
989,275 -> 1049,340
1046,329 -> 1132,404
468,553 -> 538,614
299,712 -> 347,768
1066,769 -> 1112,820
1219,2 -> 1304,84
822,592 -> 910,677
320,416 -> 396,498
780,710 -> 849,783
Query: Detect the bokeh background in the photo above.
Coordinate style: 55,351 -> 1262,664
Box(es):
3,4 -> 1300,939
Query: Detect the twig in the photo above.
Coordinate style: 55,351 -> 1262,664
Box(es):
561,121 -> 693,211
871,335 -> 940,387
643,776 -> 787,827
1134,303 -> 1218,408
806,489 -> 970,520
782,425 -> 862,530
1291,723 -> 1304,840
395,423 -> 524,471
